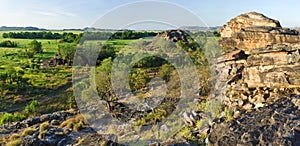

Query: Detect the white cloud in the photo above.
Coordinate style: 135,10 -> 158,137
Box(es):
36,11 -> 58,17
56,11 -> 78,17
35,10 -> 78,18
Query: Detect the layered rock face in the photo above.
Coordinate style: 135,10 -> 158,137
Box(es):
219,12 -> 300,52
213,12 -> 300,110
208,12 -> 300,145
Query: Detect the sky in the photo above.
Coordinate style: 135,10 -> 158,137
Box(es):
1,0 -> 300,30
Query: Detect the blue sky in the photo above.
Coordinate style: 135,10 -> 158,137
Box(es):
1,0 -> 300,29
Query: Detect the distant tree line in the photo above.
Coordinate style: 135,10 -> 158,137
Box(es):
81,30 -> 158,40
2,32 -> 82,43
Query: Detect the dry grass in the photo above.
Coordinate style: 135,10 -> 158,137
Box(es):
38,130 -> 47,140
22,127 -> 36,136
39,122 -> 50,132
9,134 -> 20,141
59,114 -> 86,132
6,139 -> 22,146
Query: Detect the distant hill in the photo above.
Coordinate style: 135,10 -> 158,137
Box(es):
0,26 -> 47,31
179,26 -> 220,31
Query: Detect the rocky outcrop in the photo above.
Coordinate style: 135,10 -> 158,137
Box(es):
158,29 -> 190,43
219,12 -> 300,52
208,95 -> 300,146
219,12 -> 281,38
200,12 -> 300,146
213,12 -> 300,110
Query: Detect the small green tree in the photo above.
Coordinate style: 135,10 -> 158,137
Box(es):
28,40 -> 42,54
129,68 -> 150,91
58,43 -> 77,65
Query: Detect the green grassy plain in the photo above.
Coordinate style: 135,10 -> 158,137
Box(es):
0,30 -> 153,122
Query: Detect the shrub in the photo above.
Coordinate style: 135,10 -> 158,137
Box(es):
28,40 -> 42,54
12,112 -> 26,122
0,112 -> 26,126
224,107 -> 234,121
157,64 -> 174,82
0,40 -> 17,47
0,113 -> 13,125
129,68 -> 150,91
24,100 -> 39,114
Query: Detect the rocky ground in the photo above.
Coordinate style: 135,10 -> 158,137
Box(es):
208,95 -> 300,145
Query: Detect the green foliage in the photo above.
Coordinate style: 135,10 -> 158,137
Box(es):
58,43 -> 77,65
28,40 -> 43,54
97,44 -> 116,62
3,31 -> 82,43
205,99 -> 223,118
180,126 -> 197,142
199,133 -> 208,145
0,112 -> 26,126
224,107 -> 234,121
0,40 -> 17,47
129,68 -> 150,91
0,113 -> 13,125
24,100 -> 39,114
157,64 -> 174,82
203,37 -> 221,59
96,58 -> 115,101
133,101 -> 174,126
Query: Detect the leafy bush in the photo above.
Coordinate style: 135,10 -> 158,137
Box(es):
0,112 -> 26,125
0,113 -> 13,125
129,68 -> 150,91
24,100 -> 39,114
0,40 -> 17,47
28,40 -> 43,54
12,112 -> 27,121
157,64 -> 174,82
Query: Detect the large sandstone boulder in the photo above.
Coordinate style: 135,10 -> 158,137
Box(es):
219,12 -> 300,52
219,12 -> 281,38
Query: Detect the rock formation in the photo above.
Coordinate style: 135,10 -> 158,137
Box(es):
158,29 -> 190,43
219,12 -> 300,52
213,12 -> 300,110
209,11 -> 300,146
